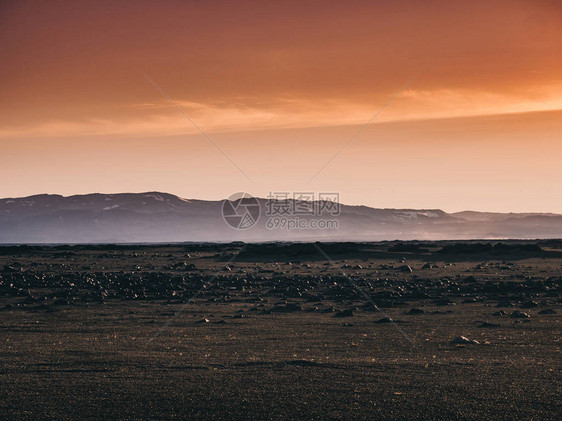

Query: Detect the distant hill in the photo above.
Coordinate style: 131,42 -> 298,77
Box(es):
0,192 -> 561,243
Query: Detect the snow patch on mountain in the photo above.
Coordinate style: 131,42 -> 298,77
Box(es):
395,211 -> 441,219
103,205 -> 120,211
145,194 -> 165,202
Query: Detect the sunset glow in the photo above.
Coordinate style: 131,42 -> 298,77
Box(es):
1,0 -> 561,212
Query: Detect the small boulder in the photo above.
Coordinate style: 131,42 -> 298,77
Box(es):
406,308 -> 424,315
270,303 -> 303,313
538,309 -> 557,315
53,298 -> 70,306
510,310 -> 530,318
479,321 -> 501,328
451,336 -> 480,345
374,317 -> 399,324
520,300 -> 538,309
284,303 -> 303,312
333,308 -> 354,318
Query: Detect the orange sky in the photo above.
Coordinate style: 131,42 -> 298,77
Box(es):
1,0 -> 561,212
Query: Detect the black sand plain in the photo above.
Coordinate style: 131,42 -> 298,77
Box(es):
0,241 -> 561,420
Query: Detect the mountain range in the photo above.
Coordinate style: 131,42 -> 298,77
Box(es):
0,192 -> 561,243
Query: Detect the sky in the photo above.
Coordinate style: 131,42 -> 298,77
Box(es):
1,0 -> 561,212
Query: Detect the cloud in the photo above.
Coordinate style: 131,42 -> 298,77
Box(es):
1,84 -> 561,140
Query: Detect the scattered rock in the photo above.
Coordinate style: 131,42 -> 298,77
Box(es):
333,309 -> 354,318
451,336 -> 480,345
53,298 -> 70,306
492,310 -> 506,316
374,317 -> 403,324
538,309 -> 557,315
479,321 -> 501,328
2,265 -> 21,273
434,298 -> 455,306
511,310 -> 530,318
520,300 -> 538,309
406,308 -> 424,315
270,303 -> 303,313
398,265 -> 413,273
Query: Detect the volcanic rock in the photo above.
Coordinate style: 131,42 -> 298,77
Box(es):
538,309 -> 557,315
333,309 -> 354,318
451,336 -> 480,345
510,310 -> 530,318
406,308 -> 424,315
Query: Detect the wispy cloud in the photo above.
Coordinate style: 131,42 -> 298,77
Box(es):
1,85 -> 561,139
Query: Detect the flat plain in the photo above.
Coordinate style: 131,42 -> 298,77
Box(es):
0,241 -> 560,420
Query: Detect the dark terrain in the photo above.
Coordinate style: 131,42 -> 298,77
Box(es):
0,241 -> 561,420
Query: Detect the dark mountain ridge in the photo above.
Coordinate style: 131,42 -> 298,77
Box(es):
0,192 -> 560,243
